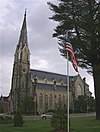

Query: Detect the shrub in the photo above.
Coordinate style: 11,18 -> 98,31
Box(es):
0,114 -> 12,124
51,103 -> 67,132
13,110 -> 24,127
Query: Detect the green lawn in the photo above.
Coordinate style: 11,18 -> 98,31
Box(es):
0,117 -> 100,132
71,116 -> 100,132
0,120 -> 53,132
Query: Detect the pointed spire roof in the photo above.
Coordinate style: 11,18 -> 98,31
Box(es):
18,9 -> 28,47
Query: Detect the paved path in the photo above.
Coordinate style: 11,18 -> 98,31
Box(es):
23,115 -> 41,120
70,112 -> 96,118
23,112 -> 96,120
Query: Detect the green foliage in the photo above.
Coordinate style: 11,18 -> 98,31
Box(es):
88,96 -> 96,112
48,0 -> 100,120
75,95 -> 96,113
48,0 -> 100,73
51,103 -> 67,131
0,114 -> 12,124
13,110 -> 24,127
0,107 -> 4,113
75,95 -> 87,113
46,109 -> 56,113
22,96 -> 35,115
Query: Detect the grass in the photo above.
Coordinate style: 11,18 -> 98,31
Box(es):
0,116 -> 100,132
71,116 -> 100,132
0,120 -> 53,132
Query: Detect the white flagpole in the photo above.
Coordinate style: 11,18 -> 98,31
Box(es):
67,51 -> 70,132
65,30 -> 70,132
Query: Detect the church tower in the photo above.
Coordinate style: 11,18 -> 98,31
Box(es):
11,11 -> 31,112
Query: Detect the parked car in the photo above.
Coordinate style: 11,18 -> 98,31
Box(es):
41,112 -> 53,119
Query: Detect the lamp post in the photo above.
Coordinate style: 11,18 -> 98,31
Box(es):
33,78 -> 37,118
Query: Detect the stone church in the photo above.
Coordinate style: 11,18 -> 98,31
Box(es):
10,11 -> 91,113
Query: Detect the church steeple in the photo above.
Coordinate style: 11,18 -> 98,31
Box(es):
18,9 -> 28,46
11,11 -> 31,112
14,10 -> 30,62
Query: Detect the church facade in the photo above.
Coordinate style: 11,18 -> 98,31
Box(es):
10,12 -> 91,113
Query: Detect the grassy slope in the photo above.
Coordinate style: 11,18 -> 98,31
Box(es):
0,117 -> 100,132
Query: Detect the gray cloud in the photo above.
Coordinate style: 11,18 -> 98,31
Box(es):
0,0 -> 94,96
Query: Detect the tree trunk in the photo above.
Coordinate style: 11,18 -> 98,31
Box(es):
93,63 -> 100,120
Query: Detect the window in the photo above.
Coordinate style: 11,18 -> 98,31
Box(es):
54,95 -> 57,108
78,84 -> 83,95
49,94 -> 52,107
45,93 -> 48,110
23,69 -> 26,72
58,94 -> 61,103
39,93 -> 43,109
45,94 -> 48,103
63,95 -> 66,106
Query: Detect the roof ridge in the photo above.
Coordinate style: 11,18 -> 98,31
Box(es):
30,69 -> 78,78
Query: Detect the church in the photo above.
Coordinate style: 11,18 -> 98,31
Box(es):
9,11 -> 91,114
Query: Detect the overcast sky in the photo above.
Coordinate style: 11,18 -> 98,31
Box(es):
0,0 -> 94,97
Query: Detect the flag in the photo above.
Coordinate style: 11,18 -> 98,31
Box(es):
66,42 -> 78,72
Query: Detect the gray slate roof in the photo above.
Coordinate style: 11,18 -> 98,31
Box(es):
36,83 -> 67,92
30,69 -> 78,84
30,69 -> 78,92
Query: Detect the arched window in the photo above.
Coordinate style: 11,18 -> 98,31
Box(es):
39,93 -> 43,109
45,93 -> 48,110
45,93 -> 48,103
49,94 -> 52,107
54,95 -> 57,108
58,94 -> 61,103
63,95 -> 66,106
78,84 -> 83,95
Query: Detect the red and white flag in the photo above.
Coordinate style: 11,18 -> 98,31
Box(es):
66,42 -> 78,72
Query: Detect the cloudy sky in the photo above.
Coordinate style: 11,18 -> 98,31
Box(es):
0,0 -> 94,97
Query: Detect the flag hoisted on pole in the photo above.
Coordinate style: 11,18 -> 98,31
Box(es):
64,31 -> 78,132
66,41 -> 78,73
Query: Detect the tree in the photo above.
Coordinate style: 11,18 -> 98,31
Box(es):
47,0 -> 100,119
13,109 -> 24,127
87,96 -> 96,112
51,103 -> 68,132
22,96 -> 35,115
75,95 -> 87,113
75,95 -> 96,113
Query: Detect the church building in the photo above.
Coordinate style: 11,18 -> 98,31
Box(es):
10,11 -> 91,114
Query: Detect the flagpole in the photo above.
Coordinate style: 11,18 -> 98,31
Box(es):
65,30 -> 78,132
67,51 -> 70,132
65,30 -> 70,132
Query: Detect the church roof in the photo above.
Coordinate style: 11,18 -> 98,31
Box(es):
36,83 -> 67,92
30,69 -> 78,90
31,69 -> 77,81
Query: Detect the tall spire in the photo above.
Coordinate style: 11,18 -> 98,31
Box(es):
18,9 -> 28,46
